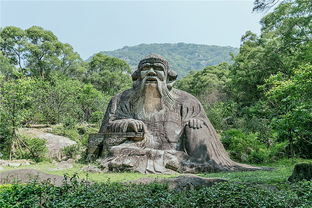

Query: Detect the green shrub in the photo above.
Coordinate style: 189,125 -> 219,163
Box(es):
15,136 -> 47,162
63,116 -> 78,129
0,178 -> 311,207
221,129 -> 285,163
62,144 -> 83,160
51,123 -> 98,146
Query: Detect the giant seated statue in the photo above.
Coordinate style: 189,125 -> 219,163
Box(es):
87,54 -> 259,173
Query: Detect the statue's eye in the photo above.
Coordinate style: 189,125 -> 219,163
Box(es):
141,66 -> 149,71
155,66 -> 164,71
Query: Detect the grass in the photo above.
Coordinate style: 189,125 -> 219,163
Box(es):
0,161 -> 177,183
1,158 -> 311,184
200,158 -> 312,184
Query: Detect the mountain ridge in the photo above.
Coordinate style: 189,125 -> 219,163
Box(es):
93,42 -> 238,77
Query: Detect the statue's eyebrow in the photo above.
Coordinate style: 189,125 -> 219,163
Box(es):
139,63 -> 151,70
151,63 -> 165,70
139,63 -> 165,71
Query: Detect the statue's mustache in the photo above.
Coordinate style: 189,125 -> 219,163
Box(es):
142,76 -> 161,83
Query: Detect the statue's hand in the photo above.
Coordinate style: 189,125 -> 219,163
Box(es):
187,118 -> 204,129
109,119 -> 145,133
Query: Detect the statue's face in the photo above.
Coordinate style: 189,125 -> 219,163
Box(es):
139,63 -> 166,85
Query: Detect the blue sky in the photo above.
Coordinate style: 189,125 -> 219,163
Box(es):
0,0 -> 265,59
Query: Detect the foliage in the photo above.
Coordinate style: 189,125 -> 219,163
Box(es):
61,144 -> 82,160
223,0 -> 312,158
85,53 -> 132,96
253,0 -> 281,11
265,64 -> 312,158
20,74 -> 107,125
0,78 -> 36,158
51,123 -> 98,147
175,63 -> 230,99
0,26 -> 85,79
175,63 -> 231,129
97,43 -> 238,77
0,177 -> 311,207
222,129 -> 286,163
0,51 -> 17,79
14,136 -> 47,162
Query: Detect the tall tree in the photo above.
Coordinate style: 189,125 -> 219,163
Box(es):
229,0 -> 312,156
0,26 -> 85,79
0,78 -> 35,158
86,53 -> 132,95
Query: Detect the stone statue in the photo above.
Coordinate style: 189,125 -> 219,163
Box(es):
87,54 -> 259,173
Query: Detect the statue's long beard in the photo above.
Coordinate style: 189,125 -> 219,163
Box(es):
130,79 -> 175,120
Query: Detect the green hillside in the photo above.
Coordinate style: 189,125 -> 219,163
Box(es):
97,43 -> 238,77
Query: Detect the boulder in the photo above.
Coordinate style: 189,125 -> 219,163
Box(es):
0,169 -> 65,186
288,163 -> 312,182
81,165 -> 102,173
18,128 -> 76,160
0,159 -> 31,167
50,159 -> 75,171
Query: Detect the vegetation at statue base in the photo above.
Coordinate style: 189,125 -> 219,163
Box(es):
0,174 -> 311,207
0,0 -> 311,165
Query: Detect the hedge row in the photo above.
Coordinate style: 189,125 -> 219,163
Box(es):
0,179 -> 311,208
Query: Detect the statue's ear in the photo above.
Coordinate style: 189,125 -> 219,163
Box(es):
168,70 -> 178,81
167,70 -> 178,90
131,70 -> 140,81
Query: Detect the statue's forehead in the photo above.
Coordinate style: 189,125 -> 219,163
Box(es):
139,62 -> 166,70
138,56 -> 169,71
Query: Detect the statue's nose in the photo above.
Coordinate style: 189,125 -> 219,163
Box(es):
147,67 -> 156,76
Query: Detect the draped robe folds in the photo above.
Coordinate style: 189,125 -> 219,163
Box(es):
98,88 -> 260,173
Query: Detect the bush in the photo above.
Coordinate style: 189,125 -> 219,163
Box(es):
0,178 -> 311,207
15,136 -> 47,162
221,129 -> 285,163
62,144 -> 83,160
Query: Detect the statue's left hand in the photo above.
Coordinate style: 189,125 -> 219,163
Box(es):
187,118 -> 204,129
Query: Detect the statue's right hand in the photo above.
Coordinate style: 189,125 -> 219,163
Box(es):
109,119 -> 145,133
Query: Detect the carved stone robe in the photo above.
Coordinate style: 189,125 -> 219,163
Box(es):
98,88 -> 258,173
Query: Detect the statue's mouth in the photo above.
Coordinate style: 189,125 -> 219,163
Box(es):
145,77 -> 158,83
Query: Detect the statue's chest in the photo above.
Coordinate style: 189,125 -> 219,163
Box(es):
141,108 -> 184,144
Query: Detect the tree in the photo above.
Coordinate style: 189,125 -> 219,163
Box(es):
175,63 -> 232,130
0,51 -> 17,80
253,0 -> 281,11
0,26 -> 27,75
265,64 -> 312,157
0,26 -> 86,79
76,83 -> 108,123
0,78 -> 35,158
175,63 -> 230,105
228,0 -> 312,157
85,53 -> 132,96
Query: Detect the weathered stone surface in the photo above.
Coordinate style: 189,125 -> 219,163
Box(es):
129,175 -> 227,190
18,128 -> 76,160
288,163 -> 312,182
81,165 -> 102,173
88,54 -> 261,173
50,159 -> 75,171
0,159 -> 31,167
0,169 -> 64,186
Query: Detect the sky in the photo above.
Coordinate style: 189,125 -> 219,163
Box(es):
0,0 -> 265,59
